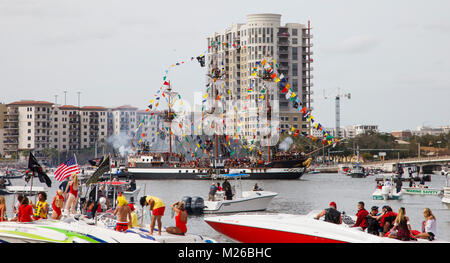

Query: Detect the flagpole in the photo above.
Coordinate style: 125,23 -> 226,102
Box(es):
109,153 -> 112,210
73,152 -> 80,214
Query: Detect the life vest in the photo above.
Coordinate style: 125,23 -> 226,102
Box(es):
33,201 -> 48,219
324,208 -> 341,224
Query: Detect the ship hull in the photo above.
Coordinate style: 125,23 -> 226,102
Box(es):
127,167 -> 306,180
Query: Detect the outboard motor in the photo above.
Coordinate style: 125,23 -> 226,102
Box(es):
190,196 -> 204,215
182,196 -> 193,214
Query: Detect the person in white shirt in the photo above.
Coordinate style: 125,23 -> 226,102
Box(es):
416,208 -> 436,241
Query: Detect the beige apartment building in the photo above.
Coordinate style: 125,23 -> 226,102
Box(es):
3,100 -> 53,158
79,106 -> 108,149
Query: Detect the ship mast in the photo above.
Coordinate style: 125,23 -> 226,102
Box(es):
258,55 -> 275,163
164,80 -> 178,157
205,40 -> 226,162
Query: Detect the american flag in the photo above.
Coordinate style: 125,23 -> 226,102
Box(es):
54,156 -> 80,182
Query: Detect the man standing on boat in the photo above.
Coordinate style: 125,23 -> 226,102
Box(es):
222,179 -> 233,200
140,195 -> 165,236
208,183 -> 218,201
395,177 -> 403,193
314,202 -> 342,224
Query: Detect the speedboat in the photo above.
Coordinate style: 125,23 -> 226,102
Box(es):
442,174 -> 450,207
349,164 -> 367,178
204,190 -> 278,214
202,173 -> 278,214
0,217 -> 157,243
372,174 -> 402,200
5,185 -> 46,196
442,187 -> 450,207
204,211 -> 448,243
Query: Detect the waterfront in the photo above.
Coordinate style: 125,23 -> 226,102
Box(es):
5,172 -> 450,242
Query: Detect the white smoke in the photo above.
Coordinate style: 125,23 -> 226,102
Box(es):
107,132 -> 136,157
278,137 -> 293,152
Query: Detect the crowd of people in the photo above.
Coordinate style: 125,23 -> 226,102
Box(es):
315,201 -> 437,241
0,173 -> 187,237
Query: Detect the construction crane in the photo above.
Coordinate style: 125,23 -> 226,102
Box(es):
324,87 -> 351,139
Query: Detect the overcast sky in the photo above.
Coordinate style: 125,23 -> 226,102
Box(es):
1,0 -> 449,132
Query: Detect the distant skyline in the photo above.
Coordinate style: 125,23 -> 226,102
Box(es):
1,0 -> 449,132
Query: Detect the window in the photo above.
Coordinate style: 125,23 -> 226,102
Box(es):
28,129 -> 31,133
292,28 -> 298,36
28,122 -> 31,126
292,63 -> 298,76
292,38 -> 297,45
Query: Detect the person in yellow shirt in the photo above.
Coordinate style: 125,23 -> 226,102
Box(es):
31,192 -> 48,220
128,203 -> 138,228
140,195 -> 165,236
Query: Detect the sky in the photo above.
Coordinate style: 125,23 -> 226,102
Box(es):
0,0 -> 449,132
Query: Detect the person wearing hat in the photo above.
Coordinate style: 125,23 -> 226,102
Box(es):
314,201 -> 342,224
366,206 -> 381,235
113,194 -> 132,232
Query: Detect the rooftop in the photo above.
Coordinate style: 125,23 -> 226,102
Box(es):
8,100 -> 53,106
80,106 -> 107,111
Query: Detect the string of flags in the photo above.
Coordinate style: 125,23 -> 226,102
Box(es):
135,47 -> 335,157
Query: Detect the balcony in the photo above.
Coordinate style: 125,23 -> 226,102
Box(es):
277,32 -> 290,37
278,40 -> 290,46
303,34 -> 313,39
303,66 -> 314,71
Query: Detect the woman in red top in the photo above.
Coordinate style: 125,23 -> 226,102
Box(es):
51,190 -> 65,220
166,201 -> 188,235
64,174 -> 79,216
18,197 -> 33,223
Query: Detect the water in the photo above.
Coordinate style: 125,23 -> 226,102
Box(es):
4,173 -> 450,242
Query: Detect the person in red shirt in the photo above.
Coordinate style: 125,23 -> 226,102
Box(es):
353,201 -> 369,230
18,197 -> 33,223
377,206 -> 398,236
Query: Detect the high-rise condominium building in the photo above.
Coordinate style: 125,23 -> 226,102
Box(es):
206,14 -> 313,142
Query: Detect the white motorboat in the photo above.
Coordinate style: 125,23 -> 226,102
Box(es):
442,187 -> 450,207
0,217 -> 157,243
204,190 -> 278,214
203,173 -> 278,214
349,164 -> 367,178
5,185 -> 46,195
373,174 -> 402,200
204,211 -> 448,243
442,174 -> 450,207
